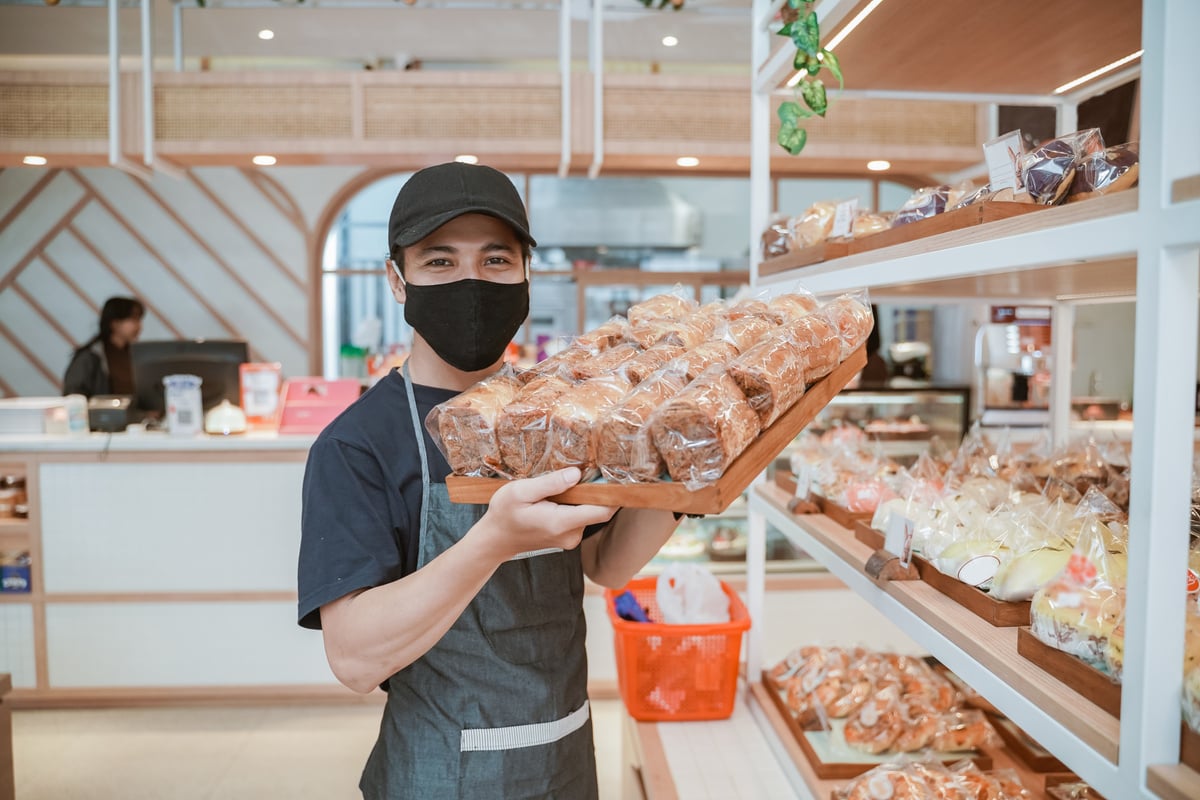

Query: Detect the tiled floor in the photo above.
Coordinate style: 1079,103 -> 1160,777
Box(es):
12,699 -> 626,800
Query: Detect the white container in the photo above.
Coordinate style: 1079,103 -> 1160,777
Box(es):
163,374 -> 203,436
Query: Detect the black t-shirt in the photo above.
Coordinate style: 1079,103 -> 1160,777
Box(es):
297,368 -> 606,631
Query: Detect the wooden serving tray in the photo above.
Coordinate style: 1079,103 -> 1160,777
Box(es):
760,671 -> 992,779
1181,722 -> 1200,773
1016,627 -> 1122,719
759,240 -> 851,276
989,714 -> 1067,773
853,521 -> 885,550
812,494 -> 872,529
848,201 -> 1046,255
446,347 -> 866,514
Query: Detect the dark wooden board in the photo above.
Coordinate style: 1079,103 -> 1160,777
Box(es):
1181,721 -> 1200,773
1016,627 -> 1122,719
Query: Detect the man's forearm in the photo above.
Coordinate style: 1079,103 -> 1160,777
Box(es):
580,508 -> 680,588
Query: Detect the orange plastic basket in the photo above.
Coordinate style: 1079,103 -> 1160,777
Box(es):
604,576 -> 751,722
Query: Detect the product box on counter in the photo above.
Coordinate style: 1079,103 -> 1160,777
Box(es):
0,552 -> 31,593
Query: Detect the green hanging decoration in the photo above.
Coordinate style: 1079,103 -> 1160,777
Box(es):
776,0 -> 844,155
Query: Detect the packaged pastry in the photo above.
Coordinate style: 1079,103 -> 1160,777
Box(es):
629,313 -> 714,350
724,297 -> 776,322
719,316 -> 777,352
782,313 -> 842,381
835,765 -> 934,800
767,289 -> 821,323
929,709 -> 999,752
426,368 -> 523,477
674,340 -> 740,381
1046,782 -> 1105,800
844,685 -> 904,754
544,375 -> 634,477
761,213 -> 793,259
649,364 -> 762,490
949,185 -> 994,210
594,365 -> 690,483
496,374 -> 576,478
568,342 -> 642,381
852,211 -> 891,238
1072,141 -> 1139,197
627,292 -> 696,327
820,293 -> 875,360
574,316 -> 630,352
792,201 -> 837,247
726,329 -> 809,427
891,186 -> 951,227
520,345 -> 593,384
1019,129 -> 1104,205
618,344 -> 685,385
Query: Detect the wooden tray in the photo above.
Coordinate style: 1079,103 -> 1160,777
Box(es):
989,714 -> 1067,773
1044,772 -> 1107,799
812,494 -> 873,529
1016,627 -> 1122,719
848,201 -> 1046,255
773,469 -> 801,497
760,671 -> 992,780
759,240 -> 851,276
1181,721 -> 1200,773
446,347 -> 867,514
853,521 -> 885,550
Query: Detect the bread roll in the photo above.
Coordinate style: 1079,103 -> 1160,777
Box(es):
820,297 -> 874,361
619,344 -> 685,385
496,375 -> 575,478
569,342 -> 642,381
629,313 -> 714,350
544,375 -> 633,476
574,317 -> 630,352
724,298 -> 775,322
784,314 -> 842,381
720,316 -> 777,352
768,292 -> 820,324
674,340 -> 740,381
594,366 -> 690,483
627,293 -> 695,327
430,371 -> 522,476
727,331 -> 808,427
649,364 -> 762,490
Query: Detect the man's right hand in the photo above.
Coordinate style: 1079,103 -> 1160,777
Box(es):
474,467 -> 617,562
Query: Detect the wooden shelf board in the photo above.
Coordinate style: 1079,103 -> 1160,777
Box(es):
1147,763 -> 1200,800
754,482 -> 1121,766
1173,175 -> 1200,205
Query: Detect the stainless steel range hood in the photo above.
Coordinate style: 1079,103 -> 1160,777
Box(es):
528,178 -> 702,249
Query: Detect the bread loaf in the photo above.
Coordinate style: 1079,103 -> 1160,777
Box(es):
727,331 -> 808,427
768,292 -> 820,324
783,314 -> 841,381
675,340 -> 740,381
630,313 -> 714,350
649,364 -> 762,490
594,365 -> 691,483
627,293 -> 695,327
619,344 -> 685,385
724,298 -> 775,322
569,342 -> 642,381
429,371 -> 522,476
721,316 -> 777,352
574,317 -> 630,352
821,296 -> 874,360
545,375 -> 633,476
496,374 -> 575,478
520,345 -> 592,384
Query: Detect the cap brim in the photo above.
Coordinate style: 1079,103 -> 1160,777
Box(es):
392,206 -> 537,249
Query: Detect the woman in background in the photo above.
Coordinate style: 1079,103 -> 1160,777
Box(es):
62,296 -> 145,398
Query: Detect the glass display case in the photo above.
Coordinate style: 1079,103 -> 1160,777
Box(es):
808,384 -> 972,463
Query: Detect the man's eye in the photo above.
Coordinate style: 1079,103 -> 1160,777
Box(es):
424,259 -> 452,267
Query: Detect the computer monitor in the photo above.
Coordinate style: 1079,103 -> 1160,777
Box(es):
130,340 -> 249,415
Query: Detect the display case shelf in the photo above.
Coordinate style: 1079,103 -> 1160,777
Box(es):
1173,175 -> 1200,205
750,483 -> 1121,789
1147,763 -> 1200,800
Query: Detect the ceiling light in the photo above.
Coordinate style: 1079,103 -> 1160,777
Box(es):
455,154 -> 479,164
252,155 -> 276,166
662,36 -> 679,47
23,155 -> 47,166
676,156 -> 699,168
258,29 -> 275,41
867,160 -> 891,172
1053,50 -> 1144,95
787,0 -> 885,87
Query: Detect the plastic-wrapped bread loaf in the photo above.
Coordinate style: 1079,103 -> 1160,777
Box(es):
496,374 -> 576,478
727,331 -> 808,427
427,370 -> 522,476
768,291 -> 820,324
782,314 -> 842,381
675,340 -> 740,381
629,313 -> 715,350
594,365 -> 690,483
574,317 -> 631,352
627,293 -> 695,327
649,364 -> 762,490
724,298 -> 776,322
520,345 -> 593,384
569,342 -> 642,381
821,295 -> 874,360
544,375 -> 633,477
720,316 -> 777,352
619,344 -> 685,385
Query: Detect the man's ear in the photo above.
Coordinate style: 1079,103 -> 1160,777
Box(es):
386,259 -> 406,304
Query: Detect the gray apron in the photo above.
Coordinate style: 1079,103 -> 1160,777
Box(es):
359,366 -> 598,799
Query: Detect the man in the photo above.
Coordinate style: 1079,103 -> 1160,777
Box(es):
298,162 -> 681,799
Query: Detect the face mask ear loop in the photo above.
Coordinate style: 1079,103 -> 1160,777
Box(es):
390,258 -> 406,286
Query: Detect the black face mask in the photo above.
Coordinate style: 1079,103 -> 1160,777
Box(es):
403,278 -> 529,372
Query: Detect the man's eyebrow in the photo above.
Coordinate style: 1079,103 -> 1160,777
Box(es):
417,244 -> 457,256
482,242 -> 518,253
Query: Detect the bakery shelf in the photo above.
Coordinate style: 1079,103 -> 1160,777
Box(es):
1146,763 -> 1200,800
1172,174 -> 1200,205
749,482 -> 1121,790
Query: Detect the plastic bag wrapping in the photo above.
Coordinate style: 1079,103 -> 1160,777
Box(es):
573,315 -> 631,352
565,341 -> 641,381
1046,782 -> 1106,800
891,186 -> 951,227
835,764 -> 938,800
929,709 -> 1000,752
843,685 -> 905,754
723,292 -> 778,323
951,762 -> 1032,800
519,344 -> 594,385
949,184 -> 995,211
852,210 -> 892,239
792,201 -> 837,247
629,311 -> 717,350
1030,515 -> 1127,672
1072,141 -> 1139,197
715,315 -> 778,353
594,363 -> 690,483
626,287 -> 697,327
543,374 -> 633,478
726,327 -> 810,427
617,343 -> 685,385
495,374 -> 577,478
761,212 -> 793,259
768,288 -> 822,323
425,366 -> 523,477
655,563 -> 730,624
673,339 -> 740,382
1018,128 -> 1105,204
820,291 -> 875,360
649,364 -> 762,490
782,312 -> 842,381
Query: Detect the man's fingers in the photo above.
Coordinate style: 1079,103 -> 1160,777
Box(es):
553,503 -> 618,530
507,467 -> 582,503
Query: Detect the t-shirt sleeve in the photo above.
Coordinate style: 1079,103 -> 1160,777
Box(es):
297,434 -> 406,630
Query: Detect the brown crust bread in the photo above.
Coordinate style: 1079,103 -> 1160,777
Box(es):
496,375 -> 575,478
627,294 -> 695,327
649,365 -> 762,490
619,344 -> 685,385
782,314 -> 842,380
767,292 -> 820,324
544,375 -> 633,476
520,345 -> 593,384
569,342 -> 642,381
593,366 -> 690,483
432,372 -> 523,476
629,313 -> 715,350
721,316 -> 777,352
820,297 -> 874,361
724,298 -> 775,321
674,340 -> 740,381
727,332 -> 808,427
574,317 -> 630,352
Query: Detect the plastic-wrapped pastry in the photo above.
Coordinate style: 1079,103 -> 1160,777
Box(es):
619,344 -> 685,385
674,340 -> 740,381
892,186 -> 950,227
852,211 -> 891,238
949,185 -> 994,210
844,686 -> 904,754
821,294 -> 875,360
629,313 -> 715,350
792,201 -> 837,247
1046,782 -> 1105,800
496,374 -> 576,478
1019,129 -> 1104,205
649,364 -> 762,490
783,313 -> 842,381
768,290 -> 821,324
769,645 -> 824,681
930,709 -> 999,752
892,703 -> 939,752
989,546 -> 1072,602
544,375 -> 634,477
568,342 -> 642,381
720,316 -> 777,352
724,298 -> 776,322
520,345 -> 592,384
727,329 -> 809,427
1072,141 -> 1139,197
761,213 -> 793,259
574,316 -> 630,352
427,369 -> 522,476
594,365 -> 690,483
836,766 -> 933,800
627,292 -> 696,327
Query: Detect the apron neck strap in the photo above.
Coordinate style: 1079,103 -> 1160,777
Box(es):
400,362 -> 432,490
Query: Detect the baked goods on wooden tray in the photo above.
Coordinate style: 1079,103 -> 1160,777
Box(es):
437,288 -> 872,514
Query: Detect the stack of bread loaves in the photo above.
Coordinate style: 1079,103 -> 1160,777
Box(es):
427,289 -> 872,491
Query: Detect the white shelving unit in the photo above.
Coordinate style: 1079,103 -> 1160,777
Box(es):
743,2 -> 1200,799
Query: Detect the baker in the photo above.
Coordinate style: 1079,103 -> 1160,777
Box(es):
297,162 -> 681,799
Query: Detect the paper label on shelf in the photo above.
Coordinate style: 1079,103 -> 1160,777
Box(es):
830,198 -> 858,239
884,514 -> 915,566
956,555 -> 1001,587
794,463 -> 813,499
984,129 -> 1025,193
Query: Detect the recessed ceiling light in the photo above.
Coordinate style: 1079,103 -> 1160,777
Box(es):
867,160 -> 891,172
662,36 -> 679,47
23,155 -> 47,166
455,154 -> 479,164
1053,50 -> 1144,94
252,155 -> 277,166
258,29 -> 275,41
676,156 -> 699,168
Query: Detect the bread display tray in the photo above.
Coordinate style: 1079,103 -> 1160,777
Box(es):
1015,627 -> 1122,719
446,346 -> 866,515
853,522 -> 1033,628
988,714 -> 1067,773
759,240 -> 851,276
848,201 -> 1046,256
760,671 -> 992,780
813,494 -> 872,529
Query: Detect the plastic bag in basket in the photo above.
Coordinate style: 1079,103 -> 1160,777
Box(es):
656,564 -> 729,625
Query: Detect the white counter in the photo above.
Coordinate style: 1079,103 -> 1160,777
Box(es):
0,430 -> 317,453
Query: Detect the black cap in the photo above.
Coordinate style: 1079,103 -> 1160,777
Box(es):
388,162 -> 536,253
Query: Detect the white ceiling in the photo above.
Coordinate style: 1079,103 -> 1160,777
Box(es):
0,0 -> 752,70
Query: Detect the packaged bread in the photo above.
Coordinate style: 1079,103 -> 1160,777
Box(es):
724,298 -> 776,322
426,369 -> 522,477
574,316 -> 630,352
719,316 -> 777,352
792,201 -> 837,247
1072,141 -> 1139,197
852,211 -> 891,238
520,345 -> 593,384
544,375 -> 634,477
821,294 -> 874,360
727,330 -> 808,427
929,710 -> 999,752
892,186 -> 951,227
619,344 -> 685,385
835,765 -> 935,800
767,290 -> 821,323
629,313 -> 714,350
783,313 -> 842,381
496,374 -> 576,478
761,213 -> 794,259
569,342 -> 642,381
594,365 -> 691,483
649,364 -> 762,490
627,292 -> 696,327
674,340 -> 740,381
843,685 -> 904,754
1019,129 -> 1104,205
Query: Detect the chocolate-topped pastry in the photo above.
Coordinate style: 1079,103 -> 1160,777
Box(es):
1073,142 -> 1139,196
891,185 -> 950,227
1020,139 -> 1077,204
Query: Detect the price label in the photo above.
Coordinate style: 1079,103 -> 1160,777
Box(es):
983,129 -> 1025,193
884,514 -> 915,567
829,197 -> 859,239
794,463 -> 813,500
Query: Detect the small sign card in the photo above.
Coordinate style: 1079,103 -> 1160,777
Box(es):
983,130 -> 1026,193
830,198 -> 859,239
884,514 -> 916,567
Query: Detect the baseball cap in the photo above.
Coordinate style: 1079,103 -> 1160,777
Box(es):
388,162 -> 537,252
